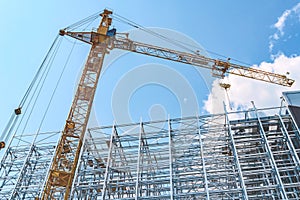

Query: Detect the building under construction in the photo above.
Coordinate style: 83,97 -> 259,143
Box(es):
0,10 -> 299,200
1,92 -> 300,199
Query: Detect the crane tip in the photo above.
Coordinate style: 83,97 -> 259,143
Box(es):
59,29 -> 66,36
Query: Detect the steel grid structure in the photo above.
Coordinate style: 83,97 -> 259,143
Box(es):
0,105 -> 300,199
71,106 -> 300,200
0,130 -> 59,199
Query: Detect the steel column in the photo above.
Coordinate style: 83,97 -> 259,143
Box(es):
196,115 -> 209,199
168,118 -> 174,200
223,103 -> 248,200
135,122 -> 143,199
101,125 -> 116,199
251,102 -> 288,199
277,114 -> 300,168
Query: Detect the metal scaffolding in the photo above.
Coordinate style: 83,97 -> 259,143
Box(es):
0,104 -> 300,199
0,130 -> 59,199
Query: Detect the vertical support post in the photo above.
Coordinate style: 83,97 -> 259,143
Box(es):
101,125 -> 116,199
168,117 -> 174,200
251,101 -> 288,199
135,121 -> 143,199
277,114 -> 300,168
223,103 -> 248,200
196,115 -> 210,199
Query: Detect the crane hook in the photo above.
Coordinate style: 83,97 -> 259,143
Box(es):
219,82 -> 232,110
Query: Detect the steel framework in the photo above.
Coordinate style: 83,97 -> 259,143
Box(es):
0,130 -> 59,199
1,104 -> 300,199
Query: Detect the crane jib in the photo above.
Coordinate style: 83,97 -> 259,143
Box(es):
63,29 -> 294,88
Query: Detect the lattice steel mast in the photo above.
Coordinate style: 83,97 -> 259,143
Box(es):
42,9 -> 295,200
41,10 -> 113,199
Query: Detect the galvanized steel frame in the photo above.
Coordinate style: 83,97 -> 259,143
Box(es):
1,106 -> 300,199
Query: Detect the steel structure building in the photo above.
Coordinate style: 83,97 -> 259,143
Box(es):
0,99 -> 300,199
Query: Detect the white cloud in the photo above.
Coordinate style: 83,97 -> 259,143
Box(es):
292,2 -> 300,13
269,3 -> 300,54
274,9 -> 291,36
273,33 -> 279,40
205,4 -> 300,114
203,54 -> 300,114
203,79 -> 226,114
268,41 -> 274,52
273,2 -> 300,35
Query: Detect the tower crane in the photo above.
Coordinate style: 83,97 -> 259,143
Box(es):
41,9 -> 295,199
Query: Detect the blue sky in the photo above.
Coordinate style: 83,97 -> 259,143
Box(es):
0,1 -> 300,136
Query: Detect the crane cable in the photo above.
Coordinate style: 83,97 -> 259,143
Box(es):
1,35 -> 62,148
58,10 -> 251,67
219,81 -> 232,110
112,13 -> 200,55
19,35 -> 60,109
16,36 -> 63,147
64,11 -> 103,31
112,13 -> 253,68
6,11 -> 100,148
35,39 -> 77,137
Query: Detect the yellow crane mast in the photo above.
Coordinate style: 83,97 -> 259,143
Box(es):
41,10 -> 113,199
41,9 -> 294,199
